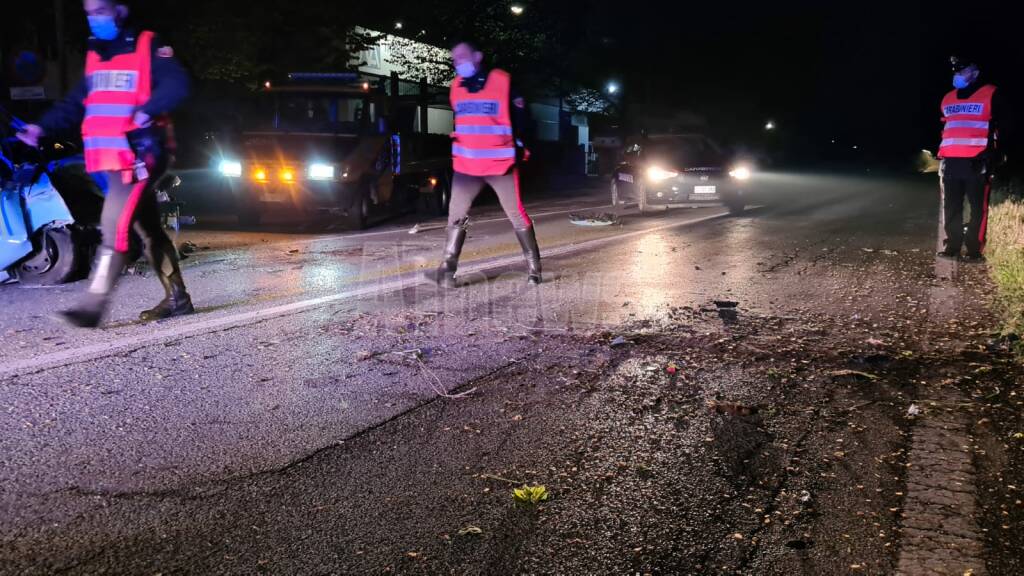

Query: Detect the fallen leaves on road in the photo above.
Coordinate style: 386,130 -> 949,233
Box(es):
513,484 -> 550,505
829,369 -> 879,381
458,525 -> 483,536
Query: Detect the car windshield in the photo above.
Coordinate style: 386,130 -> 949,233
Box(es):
250,92 -> 374,134
644,137 -> 724,168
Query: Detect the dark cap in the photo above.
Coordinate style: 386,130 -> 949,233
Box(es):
950,55 -> 977,72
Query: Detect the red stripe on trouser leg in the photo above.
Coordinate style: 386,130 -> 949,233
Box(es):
979,179 -> 991,253
115,180 -> 148,252
513,168 -> 532,228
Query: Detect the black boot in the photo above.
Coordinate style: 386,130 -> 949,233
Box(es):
426,221 -> 467,288
140,271 -> 194,321
514,227 -> 542,285
139,241 -> 194,322
57,247 -> 126,328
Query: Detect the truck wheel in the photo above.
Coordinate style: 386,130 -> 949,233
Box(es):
418,174 -> 451,217
16,226 -> 84,286
344,182 -> 372,230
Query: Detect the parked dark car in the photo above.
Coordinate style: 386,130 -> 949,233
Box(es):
611,133 -> 752,215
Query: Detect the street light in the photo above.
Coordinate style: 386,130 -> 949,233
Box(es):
607,81 -> 619,95
765,120 -> 776,131
510,4 -> 525,15
394,21 -> 403,30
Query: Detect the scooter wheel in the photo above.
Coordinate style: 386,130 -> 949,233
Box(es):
16,227 -> 85,286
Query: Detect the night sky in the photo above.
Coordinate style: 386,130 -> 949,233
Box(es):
3,0 -> 1021,163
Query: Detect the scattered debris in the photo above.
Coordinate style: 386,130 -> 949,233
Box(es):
799,490 -> 812,503
569,212 -> 619,226
512,484 -> 550,505
478,473 -> 524,485
829,369 -> 879,381
179,241 -> 198,255
408,223 -> 445,235
866,338 -> 886,347
458,525 -> 483,536
355,350 -> 374,362
707,400 -> 759,417
907,404 -> 922,417
714,300 -> 739,309
287,248 -> 300,254
610,336 -> 629,348
666,362 -> 679,375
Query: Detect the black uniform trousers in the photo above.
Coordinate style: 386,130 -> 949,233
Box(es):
940,158 -> 991,255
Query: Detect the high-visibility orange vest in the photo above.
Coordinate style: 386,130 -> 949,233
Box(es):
450,69 -> 516,176
81,31 -> 154,173
938,84 -> 996,159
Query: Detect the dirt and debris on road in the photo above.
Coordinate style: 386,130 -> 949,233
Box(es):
9,298 -> 1020,575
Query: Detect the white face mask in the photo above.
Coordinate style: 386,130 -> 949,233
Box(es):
455,62 -> 477,78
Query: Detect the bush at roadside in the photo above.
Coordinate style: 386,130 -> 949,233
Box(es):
987,196 -> 1024,351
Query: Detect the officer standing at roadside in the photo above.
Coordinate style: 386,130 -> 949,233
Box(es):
18,0 -> 193,327
936,55 -> 1007,262
427,39 -> 542,288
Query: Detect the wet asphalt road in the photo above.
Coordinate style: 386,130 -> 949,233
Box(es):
2,170 -> 1014,574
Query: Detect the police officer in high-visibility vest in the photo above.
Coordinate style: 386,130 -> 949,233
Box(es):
18,0 -> 193,327
936,55 -> 1006,262
428,39 -> 542,288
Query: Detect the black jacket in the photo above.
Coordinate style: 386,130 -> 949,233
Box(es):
38,28 -> 191,138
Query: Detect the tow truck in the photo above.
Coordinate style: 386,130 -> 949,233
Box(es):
215,72 -> 454,228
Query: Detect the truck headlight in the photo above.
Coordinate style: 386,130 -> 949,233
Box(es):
308,163 -> 336,181
219,160 -> 242,178
728,166 -> 751,180
647,166 -> 679,182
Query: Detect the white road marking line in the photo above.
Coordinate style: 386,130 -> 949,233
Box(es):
278,201 -> 614,244
0,209 -> 726,378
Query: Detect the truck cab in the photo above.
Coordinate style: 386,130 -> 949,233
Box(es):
216,72 -> 453,228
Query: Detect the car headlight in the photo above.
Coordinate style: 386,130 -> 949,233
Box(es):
728,166 -> 751,180
219,160 -> 242,178
308,163 -> 335,181
647,166 -> 679,182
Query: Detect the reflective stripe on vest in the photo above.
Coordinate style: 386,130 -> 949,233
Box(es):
941,138 -> 989,148
454,125 -> 514,135
83,136 -> 133,150
938,84 -> 995,159
82,31 -> 154,173
452,144 -> 516,159
450,69 -> 516,177
944,120 -> 990,130
84,103 -> 138,119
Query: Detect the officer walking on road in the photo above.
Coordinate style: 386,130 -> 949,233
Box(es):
18,0 -> 194,327
936,55 -> 1006,262
428,39 -> 542,288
